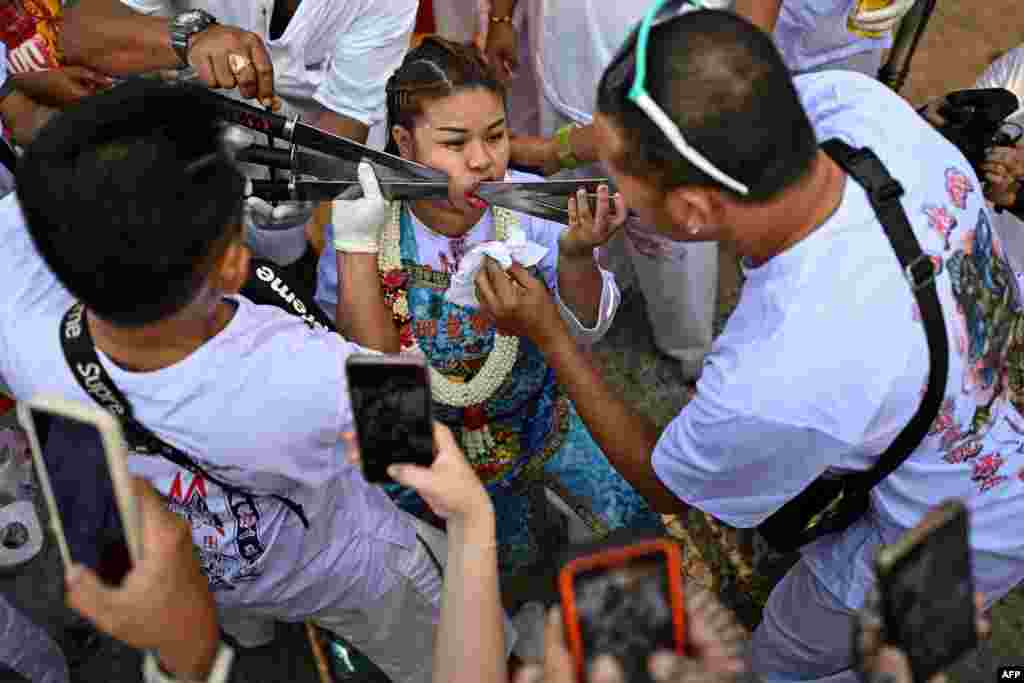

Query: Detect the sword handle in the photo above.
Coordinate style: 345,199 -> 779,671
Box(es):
247,180 -> 295,202
236,145 -> 293,169
179,82 -> 290,138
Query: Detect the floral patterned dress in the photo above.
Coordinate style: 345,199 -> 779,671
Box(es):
377,206 -> 663,576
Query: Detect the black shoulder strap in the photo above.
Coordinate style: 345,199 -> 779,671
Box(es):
58,302 -> 309,528
0,139 -> 17,179
822,139 -> 949,490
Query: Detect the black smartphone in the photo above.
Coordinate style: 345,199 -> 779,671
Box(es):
346,354 -> 435,484
18,396 -> 140,587
557,531 -> 687,683
875,499 -> 977,683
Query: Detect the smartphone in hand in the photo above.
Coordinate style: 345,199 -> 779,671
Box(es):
17,395 -> 141,586
558,531 -> 687,683
875,499 -> 977,683
346,354 -> 435,484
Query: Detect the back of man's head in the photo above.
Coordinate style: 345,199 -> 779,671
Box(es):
596,9 -> 819,202
16,80 -> 245,327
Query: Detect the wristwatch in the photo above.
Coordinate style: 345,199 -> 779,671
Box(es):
169,9 -> 219,68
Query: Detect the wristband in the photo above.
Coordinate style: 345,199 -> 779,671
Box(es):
144,643 -> 234,683
490,14 -> 514,24
556,123 -> 581,171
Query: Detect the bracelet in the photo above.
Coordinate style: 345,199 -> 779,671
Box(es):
556,123 -> 581,171
490,14 -> 514,24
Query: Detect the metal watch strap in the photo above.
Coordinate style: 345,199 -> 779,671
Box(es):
169,10 -> 218,68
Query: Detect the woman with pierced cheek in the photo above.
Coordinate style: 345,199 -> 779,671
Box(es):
316,37 -> 665,580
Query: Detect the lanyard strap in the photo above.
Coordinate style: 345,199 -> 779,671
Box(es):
59,301 -> 309,528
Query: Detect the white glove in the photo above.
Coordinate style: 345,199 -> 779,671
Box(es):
849,0 -> 916,35
332,161 -> 390,254
245,196 -> 316,230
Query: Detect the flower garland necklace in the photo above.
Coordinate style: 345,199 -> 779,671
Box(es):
378,201 -> 520,409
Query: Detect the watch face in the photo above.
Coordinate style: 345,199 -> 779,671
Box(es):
178,9 -> 209,28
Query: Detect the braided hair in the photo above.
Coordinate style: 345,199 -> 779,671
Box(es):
384,37 -> 506,156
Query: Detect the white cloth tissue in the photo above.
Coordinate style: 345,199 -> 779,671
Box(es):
444,226 -> 549,309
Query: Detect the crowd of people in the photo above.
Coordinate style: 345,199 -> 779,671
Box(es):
1,0 -> 1023,682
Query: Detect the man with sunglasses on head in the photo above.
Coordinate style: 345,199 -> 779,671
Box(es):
472,0 -> 916,384
475,5 -> 1024,683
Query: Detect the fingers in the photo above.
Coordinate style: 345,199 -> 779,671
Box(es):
246,37 -> 276,104
592,186 -> 609,235
975,592 -> 992,640
474,261 -> 500,314
611,191 -> 628,230
504,262 -> 535,288
543,608 -> 576,683
357,161 -> 384,201
873,646 -> 920,683
588,655 -> 624,683
65,66 -> 114,90
432,421 -> 458,455
65,563 -> 117,633
515,665 -> 543,683
209,53 -> 239,92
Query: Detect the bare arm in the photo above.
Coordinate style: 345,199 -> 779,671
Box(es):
540,325 -> 686,513
476,261 -> 687,514
62,0 -> 276,102
556,253 -> 603,328
61,0 -> 181,74
510,124 -> 602,176
313,108 -> 370,145
0,91 -> 58,146
733,0 -> 783,33
437,511 -> 506,683
337,252 -> 401,352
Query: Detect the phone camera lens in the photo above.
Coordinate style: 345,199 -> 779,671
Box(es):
1,522 -> 29,549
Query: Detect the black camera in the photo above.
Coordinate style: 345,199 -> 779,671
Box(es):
933,88 -> 1021,175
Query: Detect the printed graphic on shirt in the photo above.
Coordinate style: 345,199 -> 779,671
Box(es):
921,192 -> 1024,497
923,205 -> 957,251
162,469 -> 267,591
0,0 -> 63,75
945,167 -> 974,211
948,208 -> 1023,419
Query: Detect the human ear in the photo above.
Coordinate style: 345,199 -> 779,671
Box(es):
665,188 -> 715,240
392,125 -> 415,159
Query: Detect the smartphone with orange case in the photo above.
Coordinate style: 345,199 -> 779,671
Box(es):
557,533 -> 686,683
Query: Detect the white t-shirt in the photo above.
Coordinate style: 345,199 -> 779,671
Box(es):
653,71 -> 1024,609
0,193 -> 420,620
120,0 -> 416,128
773,0 -> 893,73
528,0 -> 889,128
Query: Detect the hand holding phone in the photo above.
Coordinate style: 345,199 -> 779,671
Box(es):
558,533 -> 687,683
346,355 -> 435,484
65,477 -> 222,682
18,395 -> 141,586
875,499 -> 978,683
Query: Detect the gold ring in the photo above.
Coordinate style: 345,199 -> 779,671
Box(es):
228,54 -> 251,74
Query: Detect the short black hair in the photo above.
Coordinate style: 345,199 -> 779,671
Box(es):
596,9 -> 818,202
16,79 -> 245,327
